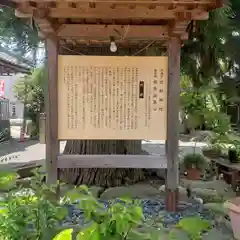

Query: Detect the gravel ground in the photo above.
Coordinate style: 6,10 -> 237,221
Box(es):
63,199 -> 233,238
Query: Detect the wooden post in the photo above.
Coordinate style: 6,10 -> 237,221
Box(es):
45,38 -> 59,184
165,37 -> 181,212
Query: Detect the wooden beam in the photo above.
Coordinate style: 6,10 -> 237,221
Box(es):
0,60 -> 30,74
15,5 -> 60,37
57,24 -> 169,40
193,12 -> 209,20
45,38 -> 59,184
58,154 -> 167,169
165,37 -> 181,212
216,0 -> 225,8
170,21 -> 190,40
0,0 -> 16,8
12,0 -> 216,4
49,5 -> 209,20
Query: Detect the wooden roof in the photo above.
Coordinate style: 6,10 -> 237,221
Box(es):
2,0 -> 223,47
0,57 -> 31,75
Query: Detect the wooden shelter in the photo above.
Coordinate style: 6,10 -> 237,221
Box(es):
2,0 -> 222,211
0,56 -> 30,75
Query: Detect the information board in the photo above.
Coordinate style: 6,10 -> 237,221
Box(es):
58,56 -> 168,140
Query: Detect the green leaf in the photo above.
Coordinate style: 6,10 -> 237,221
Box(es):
53,229 -> 73,240
0,208 -> 8,216
56,207 -> 68,220
77,223 -> 100,240
127,230 -> 151,240
176,216 -> 211,239
65,190 -> 81,202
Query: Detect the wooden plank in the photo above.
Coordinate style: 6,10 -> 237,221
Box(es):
57,24 -> 169,40
14,0 -> 214,3
0,0 -> 16,8
49,5 -> 208,20
213,158 -> 240,171
58,154 -> 167,169
171,21 -> 190,40
45,38 -> 59,184
0,59 -> 30,74
165,37 -> 181,211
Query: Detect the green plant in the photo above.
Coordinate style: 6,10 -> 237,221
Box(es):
0,170 -> 19,191
54,186 -> 215,240
202,145 -> 222,159
0,128 -> 10,142
182,153 -> 208,171
0,170 -> 215,240
0,168 -> 68,240
228,146 -> 239,163
55,186 -> 161,240
175,216 -> 211,240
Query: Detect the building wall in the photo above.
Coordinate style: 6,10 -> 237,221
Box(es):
0,74 -> 24,119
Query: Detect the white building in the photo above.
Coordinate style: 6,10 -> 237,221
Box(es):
0,54 -> 30,119
2,74 -> 25,119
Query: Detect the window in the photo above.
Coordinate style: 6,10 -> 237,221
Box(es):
12,104 -> 16,117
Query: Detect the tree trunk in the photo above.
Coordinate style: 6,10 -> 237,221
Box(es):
59,140 -> 147,187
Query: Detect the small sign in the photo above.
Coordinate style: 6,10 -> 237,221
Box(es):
0,80 -> 5,97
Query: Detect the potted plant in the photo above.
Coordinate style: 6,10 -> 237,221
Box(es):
228,140 -> 240,163
182,153 -> 208,180
224,198 -> 240,240
202,145 -> 222,159
202,133 -> 231,159
228,146 -> 239,163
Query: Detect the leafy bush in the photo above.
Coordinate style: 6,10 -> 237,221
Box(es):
0,169 -> 214,240
202,146 -> 222,158
14,67 -> 46,136
0,171 -> 19,191
182,153 -> 208,171
0,169 -> 68,240
56,186 -> 164,240
175,216 -> 211,240
0,128 -> 10,142
55,189 -> 212,240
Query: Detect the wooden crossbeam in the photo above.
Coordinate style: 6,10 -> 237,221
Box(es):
171,21 -> 190,40
49,5 -> 209,20
0,59 -> 30,74
58,154 -> 167,169
12,0 -> 215,4
57,24 -> 169,40
0,0 -> 16,8
14,1 -> 212,21
15,7 -> 61,38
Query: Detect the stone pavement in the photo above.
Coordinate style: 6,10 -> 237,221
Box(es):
0,139 -> 66,169
0,138 -> 207,170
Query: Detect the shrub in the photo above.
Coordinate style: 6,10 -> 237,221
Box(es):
0,171 -> 19,191
0,168 -> 68,240
0,128 -> 10,142
175,216 -> 211,240
182,153 -> 208,171
0,169 -> 214,240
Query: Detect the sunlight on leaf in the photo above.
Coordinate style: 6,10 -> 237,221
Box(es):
176,216 -> 211,239
77,223 -> 100,240
53,229 -> 73,240
0,208 -> 8,216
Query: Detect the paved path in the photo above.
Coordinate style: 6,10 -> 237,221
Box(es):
0,140 -> 65,169
0,138 -> 207,170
